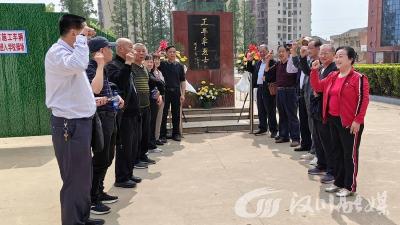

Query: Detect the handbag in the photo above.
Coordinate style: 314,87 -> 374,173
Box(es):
91,112 -> 104,153
268,82 -> 277,96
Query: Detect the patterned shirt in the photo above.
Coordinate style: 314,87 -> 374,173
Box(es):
86,59 -> 115,112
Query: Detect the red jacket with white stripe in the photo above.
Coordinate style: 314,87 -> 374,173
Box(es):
310,68 -> 370,127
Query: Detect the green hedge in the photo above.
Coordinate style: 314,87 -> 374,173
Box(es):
355,64 -> 400,97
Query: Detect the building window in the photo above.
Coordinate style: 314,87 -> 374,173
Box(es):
278,10 -> 280,14
381,0 -> 400,46
299,34 -> 302,38
300,3 -> 302,7
283,26 -> 287,31
283,10 -> 286,15
289,11 -> 292,17
299,10 -> 302,15
288,34 -> 292,40
278,26 -> 281,31
299,26 -> 302,31
299,18 -> 302,22
278,33 -> 281,38
288,26 -> 292,32
278,2 -> 280,6
288,19 -> 292,25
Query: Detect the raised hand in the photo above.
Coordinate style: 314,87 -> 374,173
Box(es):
94,52 -> 105,66
300,46 -> 308,58
125,52 -> 135,65
311,60 -> 321,70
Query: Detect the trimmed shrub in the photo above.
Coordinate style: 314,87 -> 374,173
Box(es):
355,64 -> 400,97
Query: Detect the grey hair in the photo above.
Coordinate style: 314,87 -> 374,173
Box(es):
259,44 -> 268,51
133,43 -> 148,53
321,44 -> 335,53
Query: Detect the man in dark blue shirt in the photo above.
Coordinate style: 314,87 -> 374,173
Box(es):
86,36 -> 124,216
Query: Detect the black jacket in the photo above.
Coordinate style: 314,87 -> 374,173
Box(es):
246,60 -> 277,88
148,70 -> 165,102
311,62 -> 338,120
106,55 -> 140,116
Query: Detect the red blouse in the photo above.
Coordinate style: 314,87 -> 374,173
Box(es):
328,76 -> 347,116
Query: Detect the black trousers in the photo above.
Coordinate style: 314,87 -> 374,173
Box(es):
115,114 -> 139,183
137,106 -> 151,162
91,111 -> 117,203
314,118 -> 336,175
298,95 -> 312,150
51,115 -> 92,225
329,116 -> 364,192
161,88 -> 181,137
256,85 -> 278,133
276,88 -> 300,141
149,100 -> 159,150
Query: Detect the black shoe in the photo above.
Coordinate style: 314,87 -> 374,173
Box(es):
130,175 -> 142,183
270,132 -> 278,139
141,157 -> 156,164
294,146 -> 309,152
86,218 -> 105,225
90,202 -> 111,215
275,138 -> 290,143
160,137 -> 167,143
254,129 -> 267,136
134,161 -> 148,169
156,140 -> 164,145
114,180 -> 137,188
172,134 -> 182,141
274,135 -> 281,141
99,192 -> 118,204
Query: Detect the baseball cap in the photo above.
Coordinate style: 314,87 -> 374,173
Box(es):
88,36 -> 116,53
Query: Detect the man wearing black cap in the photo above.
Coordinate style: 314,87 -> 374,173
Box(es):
86,36 -> 124,215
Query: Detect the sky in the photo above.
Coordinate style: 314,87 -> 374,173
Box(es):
0,0 -> 369,40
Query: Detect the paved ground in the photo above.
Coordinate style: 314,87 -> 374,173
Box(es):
0,101 -> 400,225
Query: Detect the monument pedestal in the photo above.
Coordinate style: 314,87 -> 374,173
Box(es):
172,11 -> 234,108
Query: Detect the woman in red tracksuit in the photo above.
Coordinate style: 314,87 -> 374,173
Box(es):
310,46 -> 370,197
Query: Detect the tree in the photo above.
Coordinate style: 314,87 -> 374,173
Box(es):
242,0 -> 256,50
227,0 -> 242,55
111,0 -> 129,37
45,3 -> 55,12
60,0 -> 97,19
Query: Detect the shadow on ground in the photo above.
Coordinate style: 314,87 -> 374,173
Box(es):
0,145 -> 54,170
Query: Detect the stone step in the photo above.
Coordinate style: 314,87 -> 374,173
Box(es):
179,119 -> 259,134
169,112 -> 258,122
182,107 -> 250,115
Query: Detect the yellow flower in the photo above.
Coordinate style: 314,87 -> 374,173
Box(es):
201,81 -> 206,85
239,53 -> 245,57
236,59 -> 242,64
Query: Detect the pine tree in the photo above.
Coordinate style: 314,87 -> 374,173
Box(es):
60,0 -> 96,19
227,0 -> 242,55
111,0 -> 129,37
242,0 -> 256,50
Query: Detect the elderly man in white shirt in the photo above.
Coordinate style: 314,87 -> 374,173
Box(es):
45,14 -> 104,225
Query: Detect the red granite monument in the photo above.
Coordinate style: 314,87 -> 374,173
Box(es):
172,10 -> 234,108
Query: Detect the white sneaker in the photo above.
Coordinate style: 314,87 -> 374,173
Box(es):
325,185 -> 340,193
336,189 -> 355,197
309,157 -> 318,166
148,148 -> 163,153
300,153 -> 314,160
